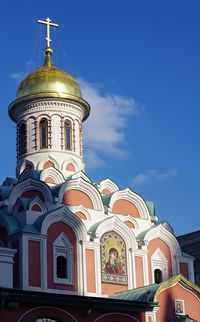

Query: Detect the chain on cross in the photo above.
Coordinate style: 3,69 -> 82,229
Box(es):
38,17 -> 59,48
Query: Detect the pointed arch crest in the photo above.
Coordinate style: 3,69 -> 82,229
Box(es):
8,178 -> 53,214
109,188 -> 150,220
40,167 -> 65,185
59,177 -> 104,211
98,179 -> 119,195
62,158 -> 78,172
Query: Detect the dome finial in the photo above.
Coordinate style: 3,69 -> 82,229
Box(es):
38,17 -> 59,50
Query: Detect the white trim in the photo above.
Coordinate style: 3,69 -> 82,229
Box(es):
151,248 -> 168,283
59,177 -> 104,211
145,224 -> 181,276
40,167 -> 65,185
98,179 -> 119,194
109,188 -> 150,220
8,178 -> 53,214
53,232 -> 73,285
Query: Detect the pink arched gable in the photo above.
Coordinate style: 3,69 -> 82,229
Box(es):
147,238 -> 173,284
112,199 -> 140,218
62,189 -> 94,209
47,221 -> 78,291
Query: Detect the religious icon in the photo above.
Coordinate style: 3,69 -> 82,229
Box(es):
105,247 -> 123,275
101,231 -> 127,284
175,300 -> 184,315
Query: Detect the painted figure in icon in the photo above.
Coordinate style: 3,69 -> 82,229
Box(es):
105,247 -> 123,275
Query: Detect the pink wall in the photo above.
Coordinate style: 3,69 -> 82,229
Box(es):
179,262 -> 189,279
28,240 -> 41,287
157,282 -> 200,321
62,189 -> 94,209
112,199 -> 140,218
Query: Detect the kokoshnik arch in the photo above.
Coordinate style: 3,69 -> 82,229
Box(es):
0,17 -> 199,322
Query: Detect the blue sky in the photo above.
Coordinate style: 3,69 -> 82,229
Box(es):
0,0 -> 199,236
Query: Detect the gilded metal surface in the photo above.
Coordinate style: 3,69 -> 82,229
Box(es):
16,51 -> 82,100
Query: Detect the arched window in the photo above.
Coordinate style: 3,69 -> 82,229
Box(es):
53,233 -> 73,285
56,255 -> 67,279
19,123 -> 27,155
40,118 -> 48,148
154,268 -> 162,284
64,120 -> 72,150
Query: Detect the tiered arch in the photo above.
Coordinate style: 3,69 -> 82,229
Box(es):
59,177 -> 104,211
8,179 -> 53,214
40,167 -> 65,185
98,179 -> 119,195
109,188 -> 150,220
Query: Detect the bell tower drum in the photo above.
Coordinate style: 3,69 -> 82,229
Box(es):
8,18 -> 90,178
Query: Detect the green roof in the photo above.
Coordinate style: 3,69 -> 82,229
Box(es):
145,201 -> 155,216
111,274 -> 200,303
0,212 -> 20,235
88,216 -> 114,237
101,193 -> 113,206
110,283 -> 160,303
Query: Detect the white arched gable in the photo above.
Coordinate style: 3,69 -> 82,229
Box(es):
71,171 -> 92,183
62,158 -> 79,172
98,179 -> 119,194
8,178 -> 53,214
29,196 -> 47,214
40,167 -> 65,185
70,205 -> 91,221
41,206 -> 87,242
109,188 -> 150,220
151,248 -> 169,282
145,224 -> 181,257
121,215 -> 139,230
94,216 -> 137,250
59,177 -> 104,211
37,155 -> 60,170
152,248 -> 168,262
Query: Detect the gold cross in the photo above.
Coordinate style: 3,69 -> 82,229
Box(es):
38,17 -> 59,48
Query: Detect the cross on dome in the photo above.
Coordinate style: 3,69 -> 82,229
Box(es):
38,17 -> 59,48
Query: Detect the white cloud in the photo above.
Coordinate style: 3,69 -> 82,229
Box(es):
79,79 -> 139,156
84,149 -> 105,169
133,168 -> 178,185
10,72 -> 26,81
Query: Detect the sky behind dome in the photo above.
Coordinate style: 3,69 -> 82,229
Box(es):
0,0 -> 199,236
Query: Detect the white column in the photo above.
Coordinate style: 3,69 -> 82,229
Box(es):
0,247 -> 17,288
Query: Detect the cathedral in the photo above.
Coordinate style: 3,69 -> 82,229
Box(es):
0,18 -> 199,322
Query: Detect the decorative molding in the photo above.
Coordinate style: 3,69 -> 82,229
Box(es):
98,179 -> 119,194
109,188 -> 150,220
59,177 -> 104,211
8,178 -> 53,214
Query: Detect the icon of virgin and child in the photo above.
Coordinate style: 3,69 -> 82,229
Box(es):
105,247 -> 123,275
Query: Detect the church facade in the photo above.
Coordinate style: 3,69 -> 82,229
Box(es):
0,18 -> 199,322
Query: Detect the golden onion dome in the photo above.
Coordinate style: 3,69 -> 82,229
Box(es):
16,48 -> 82,100
9,47 -> 90,121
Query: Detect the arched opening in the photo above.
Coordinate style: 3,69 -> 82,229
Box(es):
19,123 -> 27,155
154,268 -> 162,284
40,118 -> 48,149
56,255 -> 67,279
64,120 -> 72,150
